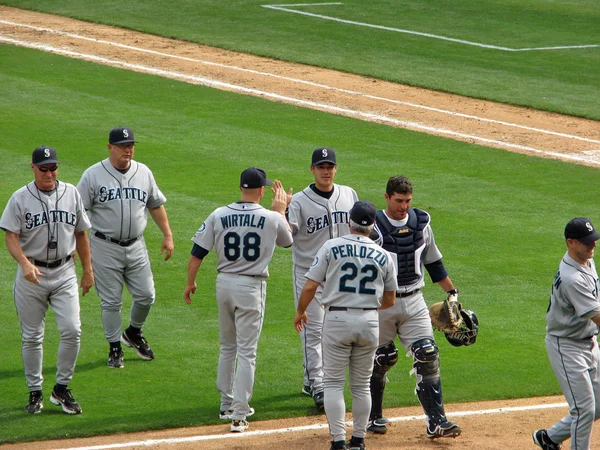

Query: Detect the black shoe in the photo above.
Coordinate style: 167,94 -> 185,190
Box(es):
108,347 -> 124,368
330,440 -> 347,450
24,390 -> 43,414
302,384 -> 313,396
50,387 -> 82,414
313,390 -> 325,409
121,329 -> 154,360
533,429 -> 562,450
426,420 -> 461,439
367,416 -> 389,434
347,437 -> 365,450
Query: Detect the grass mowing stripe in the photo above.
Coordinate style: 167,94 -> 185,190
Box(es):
0,43 -> 597,443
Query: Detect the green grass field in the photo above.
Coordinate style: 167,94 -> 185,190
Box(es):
0,0 -> 598,445
0,0 -> 599,118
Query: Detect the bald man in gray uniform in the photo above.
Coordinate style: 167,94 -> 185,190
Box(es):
185,168 -> 292,433
295,201 -> 397,450
288,147 -> 358,409
533,218 -> 600,450
0,146 -> 93,415
77,127 -> 174,368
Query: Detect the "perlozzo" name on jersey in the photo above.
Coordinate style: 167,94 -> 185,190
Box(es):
25,210 -> 76,229
98,186 -> 148,203
330,244 -> 388,266
306,211 -> 349,234
221,214 -> 266,229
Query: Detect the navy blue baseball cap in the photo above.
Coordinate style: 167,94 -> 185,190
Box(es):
240,167 -> 272,189
109,126 -> 137,145
350,200 -> 377,226
565,217 -> 600,243
311,147 -> 336,166
32,146 -> 60,165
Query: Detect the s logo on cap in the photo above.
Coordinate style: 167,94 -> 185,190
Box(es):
587,222 -> 594,232
322,149 -> 328,157
44,148 -> 50,158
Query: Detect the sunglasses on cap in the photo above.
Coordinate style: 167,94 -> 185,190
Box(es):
37,165 -> 58,173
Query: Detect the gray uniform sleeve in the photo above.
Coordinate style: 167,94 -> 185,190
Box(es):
0,192 -> 22,233
191,212 -> 216,252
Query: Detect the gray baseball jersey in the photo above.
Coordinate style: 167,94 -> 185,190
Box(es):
305,233 -> 397,442
288,183 -> 358,394
543,252 -> 600,449
77,158 -> 166,240
306,234 -> 398,308
76,158 -> 166,343
192,202 -> 293,277
192,201 -> 292,420
0,181 -> 90,391
288,183 -> 358,270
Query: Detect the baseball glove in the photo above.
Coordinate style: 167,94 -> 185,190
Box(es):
429,291 -> 463,332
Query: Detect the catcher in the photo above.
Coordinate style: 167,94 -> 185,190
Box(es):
367,175 -> 478,439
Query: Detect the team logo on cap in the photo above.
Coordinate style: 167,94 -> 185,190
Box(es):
587,222 -> 593,232
44,148 -> 50,158
321,149 -> 328,158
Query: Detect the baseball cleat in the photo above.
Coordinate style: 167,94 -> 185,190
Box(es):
302,384 -> 313,396
533,429 -> 562,450
426,420 -> 461,439
313,390 -> 325,410
347,437 -> 366,450
219,407 -> 255,420
367,417 -> 390,434
330,440 -> 347,450
121,329 -> 154,360
50,387 -> 82,414
230,419 -> 249,432
24,390 -> 43,414
108,347 -> 124,368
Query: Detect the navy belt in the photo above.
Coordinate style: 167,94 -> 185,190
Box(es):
31,254 -> 72,269
95,231 -> 138,247
396,289 -> 420,298
329,306 -> 378,311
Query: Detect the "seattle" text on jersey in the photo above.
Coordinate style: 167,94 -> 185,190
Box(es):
306,211 -> 349,234
98,186 -> 148,203
25,210 -> 76,229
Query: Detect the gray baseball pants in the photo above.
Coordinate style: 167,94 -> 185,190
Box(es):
546,335 -> 600,450
216,272 -> 266,420
293,265 -> 325,394
322,308 -> 379,442
91,235 -> 155,342
13,260 -> 81,391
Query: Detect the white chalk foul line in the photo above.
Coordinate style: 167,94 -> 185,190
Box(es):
0,35 -> 598,165
261,3 -> 600,52
53,402 -> 568,450
1,21 -> 598,146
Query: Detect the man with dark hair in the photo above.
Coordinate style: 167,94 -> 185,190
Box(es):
368,175 -> 461,439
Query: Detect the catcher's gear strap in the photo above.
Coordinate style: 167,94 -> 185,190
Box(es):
429,293 -> 463,332
373,341 -> 399,376
410,338 -> 440,379
375,208 -> 430,286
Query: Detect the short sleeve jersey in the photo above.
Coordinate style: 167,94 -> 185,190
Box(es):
546,252 -> 600,339
287,184 -> 358,269
76,158 -> 166,240
0,181 -> 91,261
305,234 -> 398,308
192,202 -> 293,278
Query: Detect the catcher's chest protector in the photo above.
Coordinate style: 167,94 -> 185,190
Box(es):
377,208 -> 429,286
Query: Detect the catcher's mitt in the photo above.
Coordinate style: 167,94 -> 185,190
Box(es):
429,291 -> 463,332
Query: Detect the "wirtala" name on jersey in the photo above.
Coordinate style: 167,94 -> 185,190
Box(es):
221,214 -> 266,229
331,244 -> 387,266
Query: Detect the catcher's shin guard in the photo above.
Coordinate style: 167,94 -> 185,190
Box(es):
369,341 -> 398,421
416,377 -> 447,428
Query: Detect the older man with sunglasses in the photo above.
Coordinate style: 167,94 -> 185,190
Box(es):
0,146 -> 94,414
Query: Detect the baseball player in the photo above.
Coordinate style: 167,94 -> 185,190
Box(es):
184,168 -> 293,433
76,126 -> 174,369
287,147 -> 358,409
533,218 -> 600,450
0,146 -> 93,414
294,200 -> 397,450
367,175 -> 461,439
